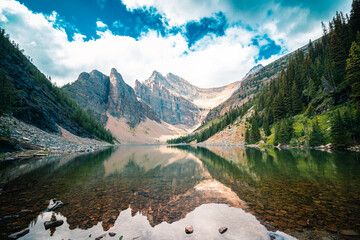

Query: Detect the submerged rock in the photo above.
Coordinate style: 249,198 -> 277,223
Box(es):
18,209 -> 33,216
340,230 -> 359,236
47,198 -> 65,211
219,227 -> 228,234
8,228 -> 29,239
185,225 -> 194,234
44,220 -> 64,229
95,233 -> 106,240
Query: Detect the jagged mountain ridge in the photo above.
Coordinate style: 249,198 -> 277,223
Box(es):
64,68 -> 160,128
134,71 -> 241,127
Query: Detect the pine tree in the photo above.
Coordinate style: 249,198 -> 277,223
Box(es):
250,124 -> 261,143
309,120 -> 324,146
350,0 -> 360,37
346,42 -> 360,104
263,124 -> 271,136
245,128 -> 250,143
330,111 -> 350,148
0,70 -> 17,115
273,94 -> 285,121
292,81 -> 302,114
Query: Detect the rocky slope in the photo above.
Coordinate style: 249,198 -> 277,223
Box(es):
134,71 -> 240,127
63,68 -> 160,128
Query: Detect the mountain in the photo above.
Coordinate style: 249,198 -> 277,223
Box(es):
204,43 -> 311,123
64,68 -> 160,128
134,71 -> 240,127
63,68 -> 190,144
63,70 -> 110,124
0,29 -> 114,144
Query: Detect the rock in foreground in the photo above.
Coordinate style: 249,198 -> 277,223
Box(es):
185,225 -> 194,234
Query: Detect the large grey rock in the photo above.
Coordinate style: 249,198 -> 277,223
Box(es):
44,220 -> 64,229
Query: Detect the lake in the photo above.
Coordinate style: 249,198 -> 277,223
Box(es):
0,145 -> 359,240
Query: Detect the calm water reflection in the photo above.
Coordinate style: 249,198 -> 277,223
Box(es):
0,146 -> 359,239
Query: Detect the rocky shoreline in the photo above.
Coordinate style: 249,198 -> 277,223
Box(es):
0,115 -> 114,161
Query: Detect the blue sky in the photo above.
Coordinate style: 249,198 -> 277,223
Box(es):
0,0 -> 352,87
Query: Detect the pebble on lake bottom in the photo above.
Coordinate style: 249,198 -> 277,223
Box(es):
185,225 -> 194,234
219,227 -> 228,234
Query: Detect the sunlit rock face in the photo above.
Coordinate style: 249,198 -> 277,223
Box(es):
134,71 -> 240,127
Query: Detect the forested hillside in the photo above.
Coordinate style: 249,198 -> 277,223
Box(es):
0,28 -> 115,143
169,0 -> 360,149
244,0 -> 360,148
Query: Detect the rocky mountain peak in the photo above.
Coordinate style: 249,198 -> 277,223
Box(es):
78,72 -> 90,80
244,64 -> 263,78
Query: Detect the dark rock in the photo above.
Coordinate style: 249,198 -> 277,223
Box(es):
219,227 -> 228,234
109,232 -> 116,237
185,225 -> 194,234
95,233 -> 106,240
3,215 -> 19,220
44,220 -> 64,229
47,198 -> 64,211
340,230 -> 359,236
8,228 -> 29,239
18,209 -> 33,216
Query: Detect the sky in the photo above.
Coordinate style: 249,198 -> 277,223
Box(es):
0,0 -> 352,88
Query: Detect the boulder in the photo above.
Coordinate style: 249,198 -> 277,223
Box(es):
44,220 -> 64,229
185,225 -> 194,234
109,232 -> 116,237
47,198 -> 64,211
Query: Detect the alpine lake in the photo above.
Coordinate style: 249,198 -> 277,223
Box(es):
0,145 -> 359,240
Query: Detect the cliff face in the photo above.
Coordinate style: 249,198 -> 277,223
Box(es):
134,71 -> 200,126
134,71 -> 240,127
63,70 -> 110,124
64,68 -> 160,128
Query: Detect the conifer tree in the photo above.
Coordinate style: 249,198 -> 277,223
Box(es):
346,42 -> 360,104
309,120 -> 324,146
250,124 -> 261,143
331,111 -> 350,148
291,81 -> 302,114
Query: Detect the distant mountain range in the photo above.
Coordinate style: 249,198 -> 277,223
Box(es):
0,25 -> 299,145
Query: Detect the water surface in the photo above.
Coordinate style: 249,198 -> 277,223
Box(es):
0,146 -> 359,239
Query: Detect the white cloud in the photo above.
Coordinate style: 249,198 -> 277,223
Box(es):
0,0 -> 277,88
96,20 -> 107,29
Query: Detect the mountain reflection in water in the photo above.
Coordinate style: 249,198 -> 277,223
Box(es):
0,145 -> 359,239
